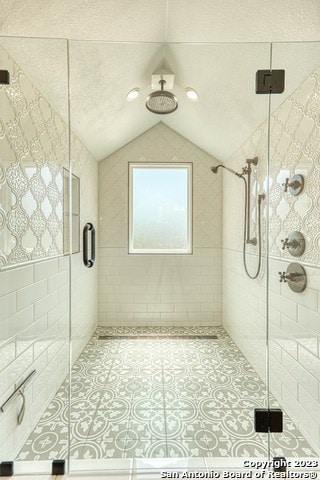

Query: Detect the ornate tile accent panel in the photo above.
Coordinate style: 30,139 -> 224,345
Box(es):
0,43 -> 69,267
225,68 -> 320,266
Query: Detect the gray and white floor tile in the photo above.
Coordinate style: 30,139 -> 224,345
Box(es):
16,326 -> 316,460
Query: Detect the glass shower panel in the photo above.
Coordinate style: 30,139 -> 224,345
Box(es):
164,42 -> 272,465
269,42 -> 320,464
0,37 -> 70,476
67,41 -> 272,473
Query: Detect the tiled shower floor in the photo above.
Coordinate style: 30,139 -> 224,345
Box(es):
17,326 -> 316,460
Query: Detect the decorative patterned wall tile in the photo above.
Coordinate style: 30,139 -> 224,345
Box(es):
226,69 -> 320,265
0,44 -> 69,268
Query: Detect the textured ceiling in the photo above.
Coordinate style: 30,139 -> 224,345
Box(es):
69,41 -> 320,161
0,37 -> 69,123
1,1 -> 320,161
68,41 -> 274,161
0,0 -> 319,43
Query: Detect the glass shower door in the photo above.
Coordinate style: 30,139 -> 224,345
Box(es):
0,36 -> 71,476
67,40 -> 273,473
268,41 -> 320,466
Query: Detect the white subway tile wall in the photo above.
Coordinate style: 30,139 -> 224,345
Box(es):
98,123 -> 222,327
223,69 -> 320,453
0,45 -> 99,460
0,257 -> 69,460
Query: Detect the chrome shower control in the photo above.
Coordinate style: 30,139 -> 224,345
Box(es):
280,231 -> 305,257
281,238 -> 289,250
210,157 -> 263,279
278,271 -> 300,282
282,174 -> 304,196
278,262 -> 307,293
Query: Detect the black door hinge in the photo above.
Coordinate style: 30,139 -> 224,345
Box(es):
0,461 -> 14,477
52,459 -> 66,475
0,70 -> 10,85
256,70 -> 285,94
273,457 -> 287,472
254,408 -> 283,432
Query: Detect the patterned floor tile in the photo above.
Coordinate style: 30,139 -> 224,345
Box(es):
85,411 -> 129,441
18,422 -> 69,461
165,410 -> 204,439
125,437 -> 156,458
166,438 -> 210,458
80,438 -> 127,459
217,436 -> 269,458
37,398 -> 67,424
131,393 -> 164,410
129,409 -> 166,439
125,439 -> 167,458
166,397 -> 198,411
16,326 -> 317,461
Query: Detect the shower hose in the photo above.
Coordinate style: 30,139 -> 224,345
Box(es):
241,176 -> 264,280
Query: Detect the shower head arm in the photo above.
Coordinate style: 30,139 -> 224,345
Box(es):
211,164 -> 243,178
159,79 -> 166,91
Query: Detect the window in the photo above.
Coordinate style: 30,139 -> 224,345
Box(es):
129,163 -> 192,254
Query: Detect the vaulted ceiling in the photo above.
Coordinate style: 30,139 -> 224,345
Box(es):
1,1 -> 320,161
1,0 -> 319,43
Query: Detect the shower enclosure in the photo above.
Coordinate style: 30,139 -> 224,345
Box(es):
0,37 -> 319,477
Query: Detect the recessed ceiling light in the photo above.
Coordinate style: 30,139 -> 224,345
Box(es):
185,87 -> 199,101
126,88 -> 140,102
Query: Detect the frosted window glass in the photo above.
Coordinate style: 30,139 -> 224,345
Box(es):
129,164 -> 192,253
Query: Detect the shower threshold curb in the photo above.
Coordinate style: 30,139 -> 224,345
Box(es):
12,456 -> 320,478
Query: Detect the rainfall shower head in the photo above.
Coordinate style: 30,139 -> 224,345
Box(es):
146,79 -> 178,115
211,164 -> 243,178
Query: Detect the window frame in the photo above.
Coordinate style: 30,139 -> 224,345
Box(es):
128,162 -> 193,255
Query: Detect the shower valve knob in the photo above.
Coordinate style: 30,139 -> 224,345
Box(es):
281,175 -> 304,196
278,271 -> 302,283
282,178 -> 301,192
278,271 -> 288,282
278,263 -> 307,293
282,178 -> 291,192
281,238 -> 299,251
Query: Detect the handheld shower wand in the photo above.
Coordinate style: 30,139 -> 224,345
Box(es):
211,158 -> 265,279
